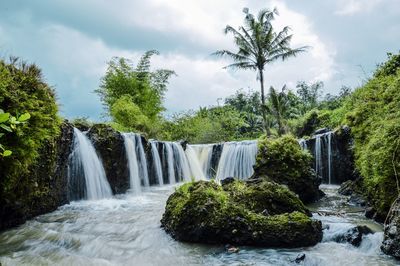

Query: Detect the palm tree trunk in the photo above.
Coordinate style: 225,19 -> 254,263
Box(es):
259,69 -> 270,136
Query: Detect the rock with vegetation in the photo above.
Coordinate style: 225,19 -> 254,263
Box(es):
161,180 -> 322,248
0,59 -> 73,231
86,124 -> 130,194
381,197 -> 400,259
253,135 -> 322,203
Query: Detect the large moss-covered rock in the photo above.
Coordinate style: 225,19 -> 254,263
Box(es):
381,197 -> 400,259
161,180 -> 322,248
253,135 -> 322,203
86,124 -> 129,194
0,121 -> 73,231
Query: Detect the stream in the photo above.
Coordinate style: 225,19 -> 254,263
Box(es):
0,185 -> 397,266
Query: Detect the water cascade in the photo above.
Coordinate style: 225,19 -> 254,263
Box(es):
185,145 -> 207,180
150,141 -> 164,185
68,128 -> 112,200
188,144 -> 214,178
215,140 -> 258,180
122,133 -> 150,194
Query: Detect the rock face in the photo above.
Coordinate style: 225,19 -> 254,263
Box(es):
333,225 -> 373,247
86,124 -> 130,194
381,197 -> 400,259
303,126 -> 358,184
253,135 -> 323,203
0,121 -> 74,231
161,180 -> 323,248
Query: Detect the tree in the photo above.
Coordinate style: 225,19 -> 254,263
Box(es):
214,7 -> 307,135
266,85 -> 290,135
95,50 -> 175,134
296,81 -> 323,114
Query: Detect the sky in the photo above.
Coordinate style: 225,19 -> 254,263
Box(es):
0,0 -> 399,120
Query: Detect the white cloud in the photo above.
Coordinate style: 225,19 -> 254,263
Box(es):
335,0 -> 383,16
0,0 -> 340,119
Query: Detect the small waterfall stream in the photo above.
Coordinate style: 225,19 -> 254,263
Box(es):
68,128 -> 112,200
150,141 -> 164,185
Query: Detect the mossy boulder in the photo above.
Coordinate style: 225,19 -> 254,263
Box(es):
253,135 -> 322,203
86,124 -> 129,194
161,180 -> 322,248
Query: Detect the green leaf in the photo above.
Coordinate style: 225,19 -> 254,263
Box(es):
0,109 -> 4,114
18,113 -> 31,122
0,133 -> 4,138
0,124 -> 12,132
9,116 -> 17,124
2,150 -> 12,157
0,113 -> 10,123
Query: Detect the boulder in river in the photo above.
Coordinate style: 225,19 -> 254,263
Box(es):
381,197 -> 400,259
333,225 -> 373,247
252,135 -> 323,203
161,180 -> 322,248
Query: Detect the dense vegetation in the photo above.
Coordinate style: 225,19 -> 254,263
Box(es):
0,58 -> 62,227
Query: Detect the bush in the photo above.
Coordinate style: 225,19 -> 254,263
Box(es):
345,64 -> 400,219
254,135 -> 322,203
0,58 -> 60,211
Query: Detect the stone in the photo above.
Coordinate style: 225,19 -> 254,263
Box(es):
334,225 -> 373,247
381,198 -> 400,259
161,180 -> 322,248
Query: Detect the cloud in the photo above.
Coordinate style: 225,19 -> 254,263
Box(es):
335,0 -> 383,16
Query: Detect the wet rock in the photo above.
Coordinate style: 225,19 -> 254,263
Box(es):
381,198 -> 400,259
225,244 -> 239,253
0,121 -> 74,231
334,225 -> 373,247
314,128 -> 330,135
87,124 -> 129,194
294,253 -> 306,263
161,180 -> 322,248
221,177 -> 235,186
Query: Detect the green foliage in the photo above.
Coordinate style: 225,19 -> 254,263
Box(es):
0,109 -> 30,156
96,51 -> 175,137
255,134 -> 321,203
164,106 -> 246,143
345,60 -> 400,218
374,52 -> 400,78
0,57 -> 60,208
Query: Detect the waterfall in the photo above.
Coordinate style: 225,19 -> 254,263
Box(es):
315,134 -> 323,181
150,141 -> 164,185
188,144 -> 214,178
171,142 -> 193,182
68,128 -> 112,200
215,140 -> 258,181
298,139 -> 307,150
313,132 -> 334,184
164,142 -> 176,184
327,132 -> 332,185
185,145 -> 207,180
122,133 -> 149,194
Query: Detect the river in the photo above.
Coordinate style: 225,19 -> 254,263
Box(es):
0,185 -> 397,266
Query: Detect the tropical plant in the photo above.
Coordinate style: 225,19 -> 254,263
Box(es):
266,85 -> 290,135
0,109 -> 30,157
214,7 -> 307,135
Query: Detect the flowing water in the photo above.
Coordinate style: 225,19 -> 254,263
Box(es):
0,185 -> 396,266
68,128 -> 112,200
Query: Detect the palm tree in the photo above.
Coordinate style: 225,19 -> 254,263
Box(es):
267,85 -> 289,136
214,7 -> 308,135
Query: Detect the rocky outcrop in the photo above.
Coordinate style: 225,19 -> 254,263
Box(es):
161,180 -> 322,248
302,126 -> 358,184
333,225 -> 373,247
86,124 -> 130,194
0,121 -> 74,231
381,197 -> 400,259
338,179 -> 367,206
253,135 -> 323,203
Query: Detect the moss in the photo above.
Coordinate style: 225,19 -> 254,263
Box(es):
161,180 -> 322,247
254,135 -> 321,203
0,59 -> 62,229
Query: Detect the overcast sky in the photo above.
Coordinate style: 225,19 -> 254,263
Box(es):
1,0 -> 399,120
